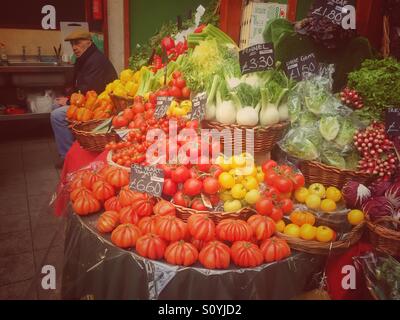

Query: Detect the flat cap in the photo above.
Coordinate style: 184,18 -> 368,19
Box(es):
64,28 -> 92,41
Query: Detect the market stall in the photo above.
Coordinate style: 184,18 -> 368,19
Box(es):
54,0 -> 400,300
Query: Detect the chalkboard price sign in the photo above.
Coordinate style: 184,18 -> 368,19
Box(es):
285,53 -> 318,81
190,92 -> 207,121
385,107 -> 400,137
130,164 -> 165,197
155,96 -> 174,119
239,43 -> 275,75
311,0 -> 353,26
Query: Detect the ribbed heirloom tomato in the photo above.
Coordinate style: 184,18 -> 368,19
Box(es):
260,237 -> 291,263
231,241 -> 264,268
155,216 -> 188,242
97,211 -> 120,233
216,219 -> 253,242
73,194 -> 101,216
138,216 -> 159,234
164,241 -> 199,266
104,196 -> 122,212
187,214 -> 216,241
153,200 -> 176,216
91,180 -> 115,202
119,205 -> 140,225
111,223 -> 142,249
70,187 -> 92,202
131,193 -> 155,217
106,168 -> 129,188
118,188 -> 139,207
135,233 -> 167,260
198,241 -> 231,269
246,215 -> 276,241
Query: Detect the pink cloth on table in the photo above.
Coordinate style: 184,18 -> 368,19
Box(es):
54,141 -> 108,216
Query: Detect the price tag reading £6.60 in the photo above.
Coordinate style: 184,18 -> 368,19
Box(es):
239,43 -> 275,75
130,164 -> 165,197
155,96 -> 174,119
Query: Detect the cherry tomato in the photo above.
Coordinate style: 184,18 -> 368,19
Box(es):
171,166 -> 190,183
262,160 -> 278,173
162,178 -> 178,197
274,176 -> 293,194
202,177 -> 219,195
255,197 -> 273,216
191,198 -> 208,211
280,198 -> 294,214
292,173 -> 305,190
181,87 -> 191,99
173,191 -> 190,207
183,178 -> 203,196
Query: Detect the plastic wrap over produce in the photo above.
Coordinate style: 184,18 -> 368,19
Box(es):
61,211 -> 325,300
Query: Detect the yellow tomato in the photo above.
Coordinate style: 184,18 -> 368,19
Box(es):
320,199 -> 337,213
255,166 -> 265,183
275,220 -> 286,233
326,187 -> 342,202
295,187 -> 309,203
347,210 -> 365,225
308,183 -> 326,198
284,224 -> 300,238
305,194 -> 321,210
218,172 -> 235,189
231,184 -> 247,200
244,189 -> 261,205
299,224 -> 317,241
231,155 -> 247,168
316,226 -> 334,243
242,176 -> 259,191
215,156 -> 231,171
219,190 -> 233,202
224,200 -> 242,212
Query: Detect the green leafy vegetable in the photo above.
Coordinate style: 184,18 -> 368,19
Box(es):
319,116 -> 340,141
335,118 -> 357,147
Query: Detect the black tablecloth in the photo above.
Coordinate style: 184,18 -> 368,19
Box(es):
61,211 -> 325,300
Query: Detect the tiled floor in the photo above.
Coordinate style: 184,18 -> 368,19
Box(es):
0,137 -> 65,300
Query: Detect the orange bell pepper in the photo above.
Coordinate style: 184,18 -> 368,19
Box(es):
84,91 -> 98,110
70,92 -> 86,108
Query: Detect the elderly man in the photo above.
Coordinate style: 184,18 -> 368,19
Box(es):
51,29 -> 117,168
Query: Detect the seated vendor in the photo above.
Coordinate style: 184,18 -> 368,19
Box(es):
51,28 -> 117,168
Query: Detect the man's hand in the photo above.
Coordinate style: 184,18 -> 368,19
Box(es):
55,96 -> 69,106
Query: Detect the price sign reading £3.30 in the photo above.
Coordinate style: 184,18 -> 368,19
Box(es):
239,43 -> 275,75
130,164 -> 165,197
285,53 -> 318,81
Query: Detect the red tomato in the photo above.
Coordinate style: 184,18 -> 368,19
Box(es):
172,71 -> 182,79
274,176 -> 293,194
134,96 -> 144,104
181,87 -> 191,99
144,102 -> 153,110
292,173 -> 305,190
280,198 -> 293,214
128,121 -> 136,129
202,177 -> 219,195
112,115 -> 128,128
210,165 -> 223,179
149,93 -> 157,105
270,207 -> 283,222
255,198 -> 273,216
197,156 -> 211,172
176,78 -> 186,89
191,198 -> 208,211
183,178 -> 203,196
262,160 -> 277,173
158,90 -> 169,97
279,165 -> 293,176
162,179 -> 178,197
122,108 -> 134,122
169,86 -> 182,98
208,194 -> 220,206
173,191 -> 190,207
171,166 -> 190,183
132,102 -> 145,114
264,186 -> 280,199
157,164 -> 174,179
264,169 -> 278,186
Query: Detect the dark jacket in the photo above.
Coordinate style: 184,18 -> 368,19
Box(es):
73,44 -> 117,94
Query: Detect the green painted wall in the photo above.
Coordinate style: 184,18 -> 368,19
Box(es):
130,0 -> 212,53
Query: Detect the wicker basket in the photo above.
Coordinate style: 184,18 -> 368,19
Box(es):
366,216 -> 400,256
72,122 -> 120,153
106,151 -> 131,171
173,204 -> 256,224
109,94 -> 134,113
202,120 -> 290,154
67,118 -> 105,131
276,222 -> 365,255
299,160 -> 373,189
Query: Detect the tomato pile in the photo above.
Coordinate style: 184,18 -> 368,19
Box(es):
254,160 -> 305,222
154,71 -> 191,99
151,37 -> 189,72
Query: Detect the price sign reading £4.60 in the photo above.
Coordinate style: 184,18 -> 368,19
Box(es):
285,53 -> 318,81
130,164 -> 165,197
239,43 -> 275,75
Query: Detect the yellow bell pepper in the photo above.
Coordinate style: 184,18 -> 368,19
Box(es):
180,100 -> 192,113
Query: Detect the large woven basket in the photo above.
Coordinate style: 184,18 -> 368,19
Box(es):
107,151 -> 131,171
202,120 -> 290,154
276,222 -> 365,255
109,94 -> 134,113
67,118 -> 104,131
72,122 -> 120,153
172,204 -> 256,224
366,216 -> 400,257
299,160 -> 373,189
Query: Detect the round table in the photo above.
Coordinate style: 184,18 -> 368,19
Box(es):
61,209 -> 325,300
